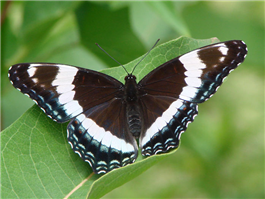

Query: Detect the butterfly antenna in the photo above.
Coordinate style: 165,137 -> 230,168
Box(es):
130,39 -> 160,75
95,43 -> 130,75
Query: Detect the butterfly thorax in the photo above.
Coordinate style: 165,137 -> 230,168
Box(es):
124,74 -> 142,138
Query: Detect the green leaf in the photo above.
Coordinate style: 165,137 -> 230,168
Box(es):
129,1 -> 193,48
2,1 -> 81,67
87,150 -> 173,199
1,37 -> 218,198
21,1 -> 80,46
75,2 -> 146,67
147,1 -> 191,36
101,36 -> 219,83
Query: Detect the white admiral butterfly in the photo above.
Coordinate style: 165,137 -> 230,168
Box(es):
8,40 -> 247,174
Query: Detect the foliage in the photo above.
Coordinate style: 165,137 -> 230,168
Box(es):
1,1 -> 264,198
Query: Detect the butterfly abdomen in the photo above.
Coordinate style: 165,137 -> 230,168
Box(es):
126,104 -> 142,138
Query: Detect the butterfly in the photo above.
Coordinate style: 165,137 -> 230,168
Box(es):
8,40 -> 247,174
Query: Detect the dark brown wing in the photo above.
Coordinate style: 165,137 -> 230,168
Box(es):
138,40 -> 247,156
8,63 -> 138,174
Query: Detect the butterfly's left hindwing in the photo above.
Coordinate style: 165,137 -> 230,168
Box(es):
68,99 -> 138,174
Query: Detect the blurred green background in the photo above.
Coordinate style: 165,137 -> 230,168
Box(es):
1,1 -> 264,198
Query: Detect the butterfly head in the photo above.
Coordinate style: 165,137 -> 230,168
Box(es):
124,74 -> 136,81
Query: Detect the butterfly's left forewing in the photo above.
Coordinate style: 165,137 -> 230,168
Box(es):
9,63 -> 122,122
139,40 -> 247,156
